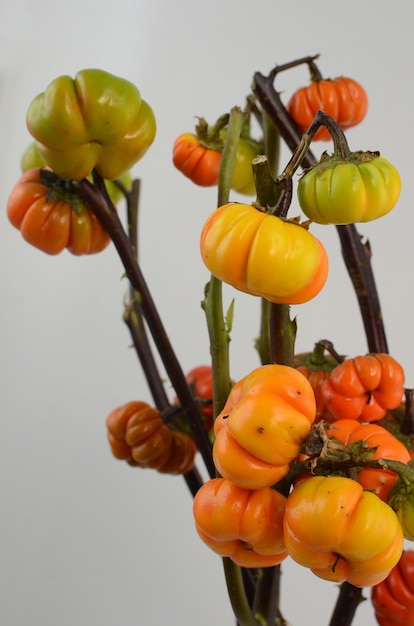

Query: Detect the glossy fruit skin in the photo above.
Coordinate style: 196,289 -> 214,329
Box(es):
172,133 -> 222,186
287,76 -> 368,141
283,475 -> 404,587
200,202 -> 329,305
372,550 -> 414,625
173,365 -> 234,440
26,69 -> 156,180
326,419 -> 410,500
320,354 -> 405,423
173,134 -> 258,195
20,142 -> 45,171
391,498 -> 414,542
297,155 -> 401,225
193,477 -> 288,568
106,401 -> 196,475
185,365 -> 215,421
295,365 -> 331,421
7,168 -> 111,255
20,142 -> 133,205
212,364 -> 316,488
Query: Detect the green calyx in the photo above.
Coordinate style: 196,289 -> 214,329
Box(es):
26,144 -> 131,208
388,476 -> 414,540
195,115 -> 229,151
294,344 -> 340,372
40,169 -> 86,213
300,149 -> 381,177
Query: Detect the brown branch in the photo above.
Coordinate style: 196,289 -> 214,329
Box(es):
78,174 -> 215,480
252,70 -> 388,354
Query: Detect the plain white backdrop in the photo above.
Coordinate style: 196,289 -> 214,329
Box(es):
1,1 -> 414,625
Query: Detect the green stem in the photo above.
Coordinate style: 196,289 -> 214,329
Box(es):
316,111 -> 352,159
252,156 -> 281,209
255,299 -> 271,366
313,339 -> 345,365
252,111 -> 282,209
217,106 -> 245,207
202,276 -> 233,417
203,106 -> 246,417
222,559 -> 259,626
252,567 -> 286,626
254,108 -> 284,370
270,177 -> 293,219
378,459 -> 414,486
309,456 -> 414,484
262,110 -> 281,178
203,106 -> 259,623
279,132 -> 313,178
278,110 -> 352,182
269,304 -> 297,366
196,113 -> 229,147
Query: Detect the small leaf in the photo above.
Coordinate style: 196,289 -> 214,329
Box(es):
225,299 -> 235,335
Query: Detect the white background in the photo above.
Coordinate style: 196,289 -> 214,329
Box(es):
1,1 -> 413,625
